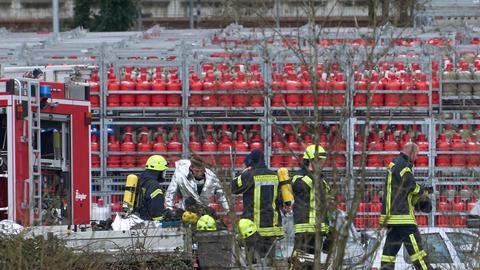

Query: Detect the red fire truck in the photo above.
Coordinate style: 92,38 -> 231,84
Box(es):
0,77 -> 91,226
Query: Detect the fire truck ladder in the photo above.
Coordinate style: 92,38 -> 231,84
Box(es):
16,79 -> 42,225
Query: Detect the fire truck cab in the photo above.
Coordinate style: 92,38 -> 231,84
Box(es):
0,77 -> 91,226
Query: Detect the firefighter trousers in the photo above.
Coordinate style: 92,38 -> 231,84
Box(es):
381,225 -> 433,270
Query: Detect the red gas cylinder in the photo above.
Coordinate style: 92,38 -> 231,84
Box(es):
189,135 -> 201,153
202,134 -> 217,152
286,134 -> 300,152
233,72 -> 248,107
202,71 -> 218,107
452,196 -> 466,227
354,214 -> 366,229
437,195 -> 450,212
400,73 -> 415,106
331,73 -> 346,106
369,73 -> 385,106
436,134 -> 451,167
385,73 -> 401,107
354,134 -> 364,151
250,134 -> 263,151
451,133 -> 466,167
89,71 -> 100,107
111,196 -> 122,219
218,73 -> 234,107
167,133 -> 182,153
120,73 -> 136,107
121,134 -> 136,167
370,194 -> 382,228
415,134 -> 429,167
271,73 -> 286,107
272,133 -> 284,152
137,133 -> 153,167
436,215 -> 450,227
249,72 -> 264,107
91,134 -> 100,167
285,154 -> 300,168
431,74 -> 440,105
416,215 -> 428,227
384,134 -> 399,151
107,134 -> 121,167
153,134 -> 167,152
218,134 -> 232,167
107,70 -> 120,107
285,72 -> 301,106
235,133 -> 249,167
367,133 -> 383,167
152,68 -> 167,106
301,71 -> 313,106
271,155 -> 284,167
415,73 -> 429,107
354,77 -> 367,106
166,73 -> 182,107
466,135 -> 480,167
189,73 -> 203,107
136,68 -> 152,106
218,134 -> 232,152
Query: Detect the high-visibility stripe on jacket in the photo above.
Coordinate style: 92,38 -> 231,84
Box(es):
380,153 -> 422,225
291,169 -> 330,234
231,167 -> 283,237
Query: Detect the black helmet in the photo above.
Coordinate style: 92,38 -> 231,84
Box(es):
415,196 -> 432,213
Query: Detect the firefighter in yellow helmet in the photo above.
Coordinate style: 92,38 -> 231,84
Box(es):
237,218 -> 260,264
290,145 -> 331,270
133,155 -> 168,221
231,149 -> 284,266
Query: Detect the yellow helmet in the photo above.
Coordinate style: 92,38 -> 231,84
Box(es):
238,219 -> 257,239
196,215 -> 216,231
145,155 -> 168,171
182,211 -> 199,224
303,145 -> 327,160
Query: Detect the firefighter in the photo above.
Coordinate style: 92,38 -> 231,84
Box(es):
380,142 -> 434,270
290,144 -> 331,270
165,157 -> 229,214
134,155 -> 168,221
238,218 -> 260,264
231,149 -> 284,265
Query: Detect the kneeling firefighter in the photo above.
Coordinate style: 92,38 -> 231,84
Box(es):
238,218 -> 260,264
123,155 -> 168,221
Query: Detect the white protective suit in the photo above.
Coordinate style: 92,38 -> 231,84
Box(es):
165,159 -> 229,211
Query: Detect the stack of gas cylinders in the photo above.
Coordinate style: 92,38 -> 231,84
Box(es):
353,187 -> 386,229
189,63 -> 265,107
354,124 -> 429,168
188,124 -> 263,168
436,185 -> 479,227
100,125 -> 183,168
271,63 -> 346,107
442,57 -> 480,97
353,61 -> 439,107
270,124 -> 346,168
98,66 -> 183,107
435,124 -> 480,167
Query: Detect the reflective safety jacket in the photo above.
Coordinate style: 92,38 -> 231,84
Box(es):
135,170 -> 166,221
380,153 -> 423,225
291,168 -> 330,234
231,166 -> 283,237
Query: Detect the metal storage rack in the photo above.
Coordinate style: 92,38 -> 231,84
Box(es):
0,25 -> 479,228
